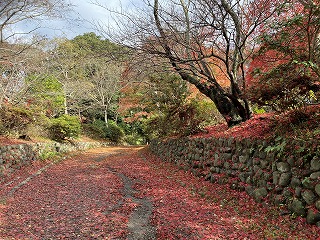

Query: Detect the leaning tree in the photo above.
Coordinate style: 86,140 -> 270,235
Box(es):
96,0 -> 283,126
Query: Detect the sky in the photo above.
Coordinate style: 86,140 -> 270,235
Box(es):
12,0 -> 139,40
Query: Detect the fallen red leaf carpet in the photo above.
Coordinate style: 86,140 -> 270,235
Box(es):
0,146 -> 319,239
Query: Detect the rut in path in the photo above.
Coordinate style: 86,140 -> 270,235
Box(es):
94,152 -> 156,239
107,167 -> 156,240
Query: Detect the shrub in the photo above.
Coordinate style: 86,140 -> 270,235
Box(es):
83,119 -> 124,143
187,99 -> 223,129
124,134 -> 146,145
269,105 -> 320,142
105,121 -> 124,143
0,106 -> 36,136
39,150 -> 59,160
144,98 -> 223,138
248,62 -> 320,112
84,119 -> 108,139
49,115 -> 81,141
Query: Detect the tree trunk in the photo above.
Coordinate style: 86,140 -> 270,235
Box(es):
104,105 -> 108,127
180,71 -> 251,127
206,87 -> 251,127
64,95 -> 68,115
62,84 -> 68,115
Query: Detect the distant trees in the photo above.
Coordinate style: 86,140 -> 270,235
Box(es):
72,33 -> 127,124
46,37 -> 89,115
0,0 -> 70,109
26,74 -> 65,116
48,33 -> 127,124
0,32 -> 128,140
87,62 -> 124,124
0,42 -> 46,107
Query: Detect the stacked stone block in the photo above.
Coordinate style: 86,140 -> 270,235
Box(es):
150,137 -> 320,225
0,141 -> 115,180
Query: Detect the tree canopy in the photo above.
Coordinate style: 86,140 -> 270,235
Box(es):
0,0 -> 319,142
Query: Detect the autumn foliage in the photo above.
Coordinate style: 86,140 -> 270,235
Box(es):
247,0 -> 320,111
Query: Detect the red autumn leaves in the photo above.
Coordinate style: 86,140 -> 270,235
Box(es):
0,146 -> 319,239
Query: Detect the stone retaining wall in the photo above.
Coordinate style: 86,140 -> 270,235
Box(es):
150,137 -> 320,225
0,141 -> 114,178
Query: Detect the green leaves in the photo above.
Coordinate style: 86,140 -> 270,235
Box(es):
265,136 -> 287,157
49,115 -> 81,141
292,60 -> 319,72
26,75 -> 65,116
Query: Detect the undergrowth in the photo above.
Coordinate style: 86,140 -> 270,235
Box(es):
265,105 -> 320,160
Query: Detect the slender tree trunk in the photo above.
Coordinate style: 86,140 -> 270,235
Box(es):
64,95 -> 68,115
104,105 -> 108,127
62,79 -> 68,115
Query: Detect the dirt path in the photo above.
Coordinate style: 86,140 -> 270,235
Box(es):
0,146 -> 319,239
0,147 -> 155,239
